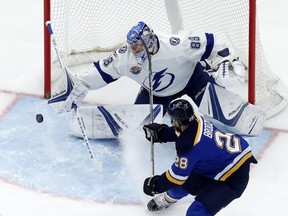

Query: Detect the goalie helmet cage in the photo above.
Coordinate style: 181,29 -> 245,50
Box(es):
43,0 -> 287,119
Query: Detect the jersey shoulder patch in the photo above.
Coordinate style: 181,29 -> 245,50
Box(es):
169,37 -> 181,46
118,45 -> 128,54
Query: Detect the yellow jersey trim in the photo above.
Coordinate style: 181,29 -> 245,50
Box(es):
165,171 -> 185,185
219,152 -> 252,181
194,114 -> 203,146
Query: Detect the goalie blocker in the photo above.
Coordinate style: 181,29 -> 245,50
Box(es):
199,83 -> 265,136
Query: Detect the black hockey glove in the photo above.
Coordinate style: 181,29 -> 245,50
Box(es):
143,123 -> 169,143
143,175 -> 160,196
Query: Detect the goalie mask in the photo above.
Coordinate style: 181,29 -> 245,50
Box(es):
127,21 -> 158,64
168,99 -> 195,125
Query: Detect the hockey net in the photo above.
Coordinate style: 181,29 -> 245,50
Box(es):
44,0 -> 288,119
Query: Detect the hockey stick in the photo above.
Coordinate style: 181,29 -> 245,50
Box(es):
73,103 -> 102,171
46,21 -> 74,103
45,21 -> 102,171
140,37 -> 155,176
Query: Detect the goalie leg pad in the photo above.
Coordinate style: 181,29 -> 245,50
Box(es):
198,83 -> 265,136
71,104 -> 163,139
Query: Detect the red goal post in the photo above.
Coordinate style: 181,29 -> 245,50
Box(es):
44,0 -> 287,118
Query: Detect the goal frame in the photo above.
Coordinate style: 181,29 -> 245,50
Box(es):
43,0 -> 257,103
44,0 -> 51,99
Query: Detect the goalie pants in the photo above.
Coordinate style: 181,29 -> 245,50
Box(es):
165,157 -> 256,215
134,62 -> 216,114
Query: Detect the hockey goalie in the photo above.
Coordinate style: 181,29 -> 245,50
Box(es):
48,21 -> 278,139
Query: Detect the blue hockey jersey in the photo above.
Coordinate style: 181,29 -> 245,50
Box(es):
155,114 -> 256,192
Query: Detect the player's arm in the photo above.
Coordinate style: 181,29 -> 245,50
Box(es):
76,51 -> 122,90
143,150 -> 195,196
58,50 -> 123,112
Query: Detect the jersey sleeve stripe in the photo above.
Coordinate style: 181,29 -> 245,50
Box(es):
200,33 -> 214,61
165,170 -> 188,185
94,61 -> 117,84
214,147 -> 253,181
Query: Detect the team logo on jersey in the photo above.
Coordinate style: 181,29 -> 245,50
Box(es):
130,66 -> 142,75
118,45 -> 128,54
143,68 -> 175,92
169,37 -> 180,46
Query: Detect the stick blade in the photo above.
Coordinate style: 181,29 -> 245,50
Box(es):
93,159 -> 103,172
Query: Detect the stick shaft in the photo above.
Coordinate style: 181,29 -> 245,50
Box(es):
73,105 -> 102,171
45,21 -> 102,171
140,37 -> 155,176
45,21 -> 66,74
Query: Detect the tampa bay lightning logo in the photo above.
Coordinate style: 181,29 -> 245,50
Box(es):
169,37 -> 180,46
143,68 -> 175,92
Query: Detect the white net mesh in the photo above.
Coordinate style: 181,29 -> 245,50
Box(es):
49,0 -> 287,118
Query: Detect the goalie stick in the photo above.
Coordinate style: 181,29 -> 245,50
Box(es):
73,103 -> 102,171
140,37 -> 155,176
45,21 -> 102,171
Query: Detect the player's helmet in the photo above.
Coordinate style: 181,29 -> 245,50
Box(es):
167,99 -> 195,125
127,21 -> 158,63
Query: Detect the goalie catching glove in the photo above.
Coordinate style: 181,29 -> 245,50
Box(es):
215,59 -> 246,87
203,48 -> 247,87
143,123 -> 169,143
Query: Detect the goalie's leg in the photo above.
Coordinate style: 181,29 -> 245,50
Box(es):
198,83 -> 265,136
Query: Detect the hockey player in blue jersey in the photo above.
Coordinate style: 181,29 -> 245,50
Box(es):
142,99 -> 257,215
54,21 -> 265,136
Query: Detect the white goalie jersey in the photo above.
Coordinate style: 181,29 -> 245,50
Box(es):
76,30 -> 241,96
59,28 -> 261,137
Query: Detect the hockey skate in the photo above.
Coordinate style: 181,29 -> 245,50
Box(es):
147,193 -> 170,211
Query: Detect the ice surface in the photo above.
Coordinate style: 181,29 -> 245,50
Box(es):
0,0 -> 288,215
